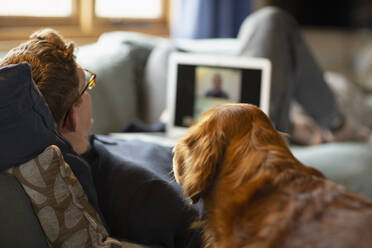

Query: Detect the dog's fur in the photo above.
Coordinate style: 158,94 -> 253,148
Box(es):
173,103 -> 372,248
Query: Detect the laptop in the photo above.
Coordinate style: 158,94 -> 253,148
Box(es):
166,52 -> 272,138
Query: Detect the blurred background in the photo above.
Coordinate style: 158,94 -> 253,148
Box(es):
1,0 -> 372,46
2,0 -> 372,119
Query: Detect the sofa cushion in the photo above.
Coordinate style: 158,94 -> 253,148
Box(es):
142,41 -> 177,123
7,145 -> 122,248
0,173 -> 49,248
97,31 -> 165,48
77,32 -> 158,134
77,42 -> 138,134
291,139 -> 372,200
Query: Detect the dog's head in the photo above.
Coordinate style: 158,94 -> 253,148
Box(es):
173,103 -> 295,204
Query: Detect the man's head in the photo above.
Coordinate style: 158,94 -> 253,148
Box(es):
0,28 -> 93,154
0,28 -> 80,124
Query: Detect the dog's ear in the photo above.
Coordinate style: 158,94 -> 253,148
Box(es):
176,123 -> 225,204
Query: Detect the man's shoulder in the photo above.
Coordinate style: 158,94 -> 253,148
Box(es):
90,134 -> 174,180
88,135 -> 192,210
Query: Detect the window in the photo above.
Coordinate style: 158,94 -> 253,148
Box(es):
0,0 -> 169,41
0,0 -> 72,17
96,0 -> 163,19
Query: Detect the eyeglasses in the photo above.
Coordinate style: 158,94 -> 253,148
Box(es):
80,68 -> 96,96
62,68 -> 96,123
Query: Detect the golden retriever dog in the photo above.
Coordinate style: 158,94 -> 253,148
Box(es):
173,103 -> 372,248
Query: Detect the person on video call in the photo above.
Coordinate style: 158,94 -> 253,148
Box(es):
205,73 -> 229,99
0,5 -> 370,248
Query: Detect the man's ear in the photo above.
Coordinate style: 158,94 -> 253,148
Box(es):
59,107 -> 77,133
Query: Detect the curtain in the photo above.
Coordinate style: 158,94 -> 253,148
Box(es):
171,0 -> 252,39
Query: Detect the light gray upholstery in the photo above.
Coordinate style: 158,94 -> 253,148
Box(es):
292,140 -> 372,199
77,41 -> 139,134
76,32 -> 162,133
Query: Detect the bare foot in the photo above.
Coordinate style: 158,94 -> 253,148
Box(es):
290,115 -> 326,146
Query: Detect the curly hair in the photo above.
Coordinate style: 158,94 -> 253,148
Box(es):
0,28 -> 80,124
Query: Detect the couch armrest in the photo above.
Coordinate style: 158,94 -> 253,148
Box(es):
0,173 -> 49,248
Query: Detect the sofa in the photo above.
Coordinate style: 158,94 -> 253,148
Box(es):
75,30 -> 372,200
1,29 -> 372,247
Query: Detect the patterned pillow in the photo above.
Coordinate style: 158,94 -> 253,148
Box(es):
7,145 -> 122,248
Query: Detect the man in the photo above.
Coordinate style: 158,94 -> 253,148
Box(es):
205,73 -> 229,99
0,29 -> 201,248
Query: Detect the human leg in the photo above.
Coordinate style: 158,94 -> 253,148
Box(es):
237,7 -> 341,130
237,7 -> 369,142
237,6 -> 299,132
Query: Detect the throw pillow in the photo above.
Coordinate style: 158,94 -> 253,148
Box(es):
7,145 -> 122,248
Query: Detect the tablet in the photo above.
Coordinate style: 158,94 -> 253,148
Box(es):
166,52 -> 271,138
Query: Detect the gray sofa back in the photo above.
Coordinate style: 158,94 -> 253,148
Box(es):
0,173 -> 49,248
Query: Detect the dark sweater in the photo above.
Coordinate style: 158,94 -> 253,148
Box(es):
82,135 -> 202,248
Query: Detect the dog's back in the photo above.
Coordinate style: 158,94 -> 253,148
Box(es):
202,155 -> 372,248
284,208 -> 372,248
237,172 -> 372,248
284,175 -> 372,248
